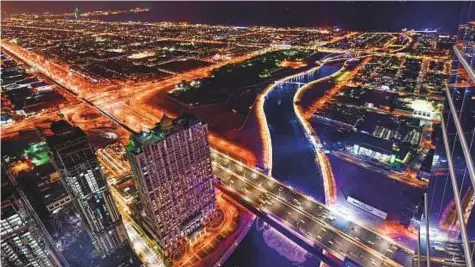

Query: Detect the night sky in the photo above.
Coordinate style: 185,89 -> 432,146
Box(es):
2,1 -> 473,32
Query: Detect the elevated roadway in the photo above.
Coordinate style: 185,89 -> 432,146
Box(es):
210,149 -> 414,267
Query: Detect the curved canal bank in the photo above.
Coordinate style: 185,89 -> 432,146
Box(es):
223,54 -> 345,267
223,218 -> 322,267
264,62 -> 343,201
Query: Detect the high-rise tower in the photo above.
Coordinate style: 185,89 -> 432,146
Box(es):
46,121 -> 128,255
74,7 -> 80,19
126,114 -> 216,257
1,168 -> 68,267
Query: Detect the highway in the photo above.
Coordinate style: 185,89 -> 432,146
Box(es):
2,34 -> 421,267
124,220 -> 164,267
97,148 -> 129,178
109,180 -> 165,267
1,40 -> 261,165
210,149 -> 414,267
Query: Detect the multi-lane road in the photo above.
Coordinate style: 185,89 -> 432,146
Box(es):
210,149 -> 414,267
109,179 -> 164,267
3,35 -> 422,267
124,219 -> 164,267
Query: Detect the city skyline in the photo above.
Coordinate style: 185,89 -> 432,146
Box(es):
1,2 -> 473,32
1,2 -> 474,267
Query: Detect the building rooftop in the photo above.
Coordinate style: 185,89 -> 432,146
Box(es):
24,142 -> 51,167
46,120 -> 87,149
125,114 -> 202,154
41,179 -> 68,206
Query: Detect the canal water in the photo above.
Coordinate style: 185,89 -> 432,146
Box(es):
265,63 -> 342,201
225,60 -> 344,267
223,218 -> 321,267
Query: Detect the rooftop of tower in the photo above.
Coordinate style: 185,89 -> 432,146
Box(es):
125,113 -> 202,155
45,120 -> 87,149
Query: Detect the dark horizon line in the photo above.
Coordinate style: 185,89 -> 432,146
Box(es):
1,12 -> 455,34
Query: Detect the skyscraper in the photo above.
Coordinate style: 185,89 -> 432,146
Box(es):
74,7 -> 80,19
126,114 -> 216,257
424,17 -> 475,266
46,121 -> 128,255
1,168 -> 68,267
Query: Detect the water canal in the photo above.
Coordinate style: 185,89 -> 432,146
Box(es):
265,62 -> 343,201
225,56 -> 344,267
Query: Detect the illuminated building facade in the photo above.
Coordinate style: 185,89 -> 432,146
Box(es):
46,121 -> 128,255
126,114 -> 216,257
425,19 -> 475,265
1,168 -> 67,267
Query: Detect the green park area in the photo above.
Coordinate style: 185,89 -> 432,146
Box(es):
169,50 -> 313,106
335,71 -> 350,82
25,142 -> 51,166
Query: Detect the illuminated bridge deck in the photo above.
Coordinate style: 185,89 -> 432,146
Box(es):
210,149 -> 414,267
